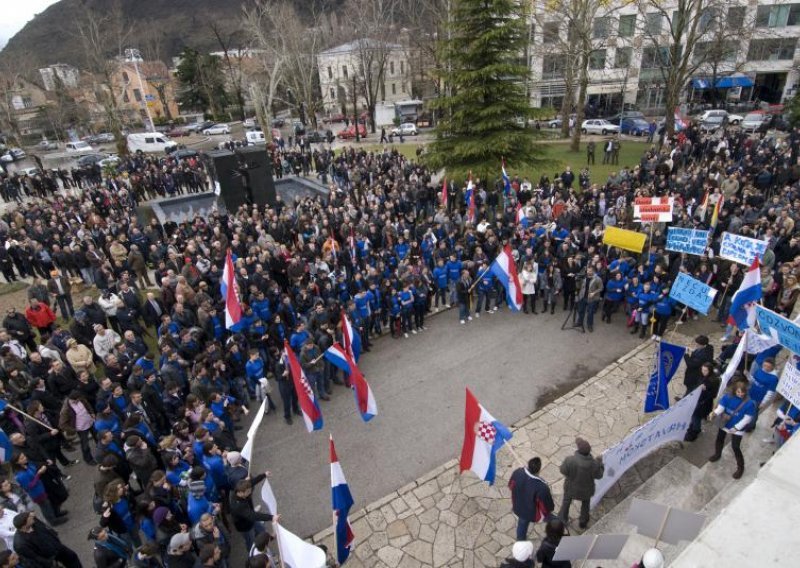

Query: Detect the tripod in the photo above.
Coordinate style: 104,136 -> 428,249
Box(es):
561,301 -> 585,333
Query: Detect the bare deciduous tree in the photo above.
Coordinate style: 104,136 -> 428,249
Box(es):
209,21 -> 247,122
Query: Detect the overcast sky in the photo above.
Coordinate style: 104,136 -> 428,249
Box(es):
0,0 -> 60,48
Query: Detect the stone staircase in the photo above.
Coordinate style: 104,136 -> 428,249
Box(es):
584,420 -> 776,567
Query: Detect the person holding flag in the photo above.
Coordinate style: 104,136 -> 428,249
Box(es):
465,174 -> 476,224
220,249 -> 243,330
727,257 -> 761,332
459,388 -> 513,485
323,342 -> 378,422
489,244 -> 523,312
283,341 -> 323,432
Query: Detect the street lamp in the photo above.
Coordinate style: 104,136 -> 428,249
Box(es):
124,48 -> 155,132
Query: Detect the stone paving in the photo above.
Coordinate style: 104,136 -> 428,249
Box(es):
310,333 -> 695,567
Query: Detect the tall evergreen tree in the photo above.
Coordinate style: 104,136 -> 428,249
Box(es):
426,0 -> 545,181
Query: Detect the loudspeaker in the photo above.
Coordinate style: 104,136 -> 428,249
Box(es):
206,146 -> 276,210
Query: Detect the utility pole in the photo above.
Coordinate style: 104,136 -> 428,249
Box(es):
125,48 -> 155,132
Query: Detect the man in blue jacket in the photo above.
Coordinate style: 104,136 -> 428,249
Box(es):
508,457 -> 554,541
432,259 -> 449,310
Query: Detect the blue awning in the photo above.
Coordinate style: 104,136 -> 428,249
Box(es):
716,75 -> 754,88
691,78 -> 711,89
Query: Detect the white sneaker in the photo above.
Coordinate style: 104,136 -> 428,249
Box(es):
460,320 -> 465,325
493,306 -> 498,312
404,333 -> 409,338
468,316 -> 473,321
475,313 -> 480,318
434,307 -> 439,312
411,329 -> 417,334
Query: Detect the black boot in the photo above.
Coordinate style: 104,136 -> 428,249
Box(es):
630,323 -> 639,335
550,303 -> 555,314
639,327 -> 646,338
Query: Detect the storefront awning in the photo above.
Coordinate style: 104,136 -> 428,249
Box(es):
716,75 -> 754,88
691,78 -> 712,89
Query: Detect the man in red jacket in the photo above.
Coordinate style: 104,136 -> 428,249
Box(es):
25,298 -> 56,337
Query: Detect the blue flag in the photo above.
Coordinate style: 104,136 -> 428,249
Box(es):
0,429 -> 12,463
644,341 -> 687,413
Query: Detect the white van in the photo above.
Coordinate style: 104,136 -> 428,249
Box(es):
245,130 -> 266,145
127,132 -> 178,154
65,140 -> 94,153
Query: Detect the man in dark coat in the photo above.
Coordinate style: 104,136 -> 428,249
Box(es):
508,457 -> 555,541
13,511 -> 82,568
681,335 -> 714,397
229,475 -> 277,552
558,437 -> 604,529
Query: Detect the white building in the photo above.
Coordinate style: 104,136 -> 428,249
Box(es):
529,1 -> 800,115
38,63 -> 80,91
317,39 -> 412,113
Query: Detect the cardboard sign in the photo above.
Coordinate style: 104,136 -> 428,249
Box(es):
603,226 -> 647,253
633,197 -> 674,223
719,232 -> 768,266
665,227 -> 709,256
668,272 -> 717,315
778,360 -> 800,410
756,305 -> 800,355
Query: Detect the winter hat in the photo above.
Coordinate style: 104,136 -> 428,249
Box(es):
512,541 -> 534,561
576,437 -> 591,455
168,532 -> 191,555
226,451 -> 242,467
188,479 -> 206,497
153,506 -> 170,527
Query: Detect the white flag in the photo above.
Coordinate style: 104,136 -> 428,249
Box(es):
240,436 -> 254,463
261,476 -> 278,515
247,397 -> 269,440
719,332 -> 747,398
275,523 -> 327,568
745,329 -> 779,355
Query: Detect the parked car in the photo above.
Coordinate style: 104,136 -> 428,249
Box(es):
76,153 -> 109,167
203,123 -> 231,135
620,117 -> 650,136
699,114 -> 728,133
391,123 -> 418,136
171,148 -> 199,160
127,132 -> 178,154
243,117 -> 258,129
98,155 -> 121,168
337,124 -> 368,139
187,121 -> 215,133
322,113 -> 346,124
66,140 -> 94,153
604,111 -> 645,125
95,132 -> 115,143
166,126 -> 190,137
740,112 -> 768,133
304,130 -> 333,143
0,148 -> 26,162
271,118 -> 286,128
18,167 -> 41,177
581,119 -> 620,135
246,130 -> 266,145
37,140 -> 59,151
293,120 -> 306,136
698,109 -> 743,126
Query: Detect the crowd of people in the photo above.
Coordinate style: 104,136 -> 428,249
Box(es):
0,116 -> 797,567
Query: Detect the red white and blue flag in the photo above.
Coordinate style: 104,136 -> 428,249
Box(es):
441,176 -> 448,209
283,341 -> 323,432
324,343 -> 378,422
465,173 -> 476,224
349,228 -> 357,267
501,160 -> 512,197
459,388 -> 512,485
728,257 -> 762,330
330,435 -> 355,565
340,311 -> 362,362
489,244 -> 523,312
220,249 -> 243,329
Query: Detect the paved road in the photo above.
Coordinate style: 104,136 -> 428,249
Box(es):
56,305 -> 642,563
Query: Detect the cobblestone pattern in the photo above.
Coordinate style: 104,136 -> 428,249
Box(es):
310,334 -> 693,567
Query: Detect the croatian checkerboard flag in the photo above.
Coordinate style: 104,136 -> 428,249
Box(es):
501,160 -> 512,197
340,311 -> 362,362
220,249 -> 242,329
465,173 -> 476,223
459,388 -> 512,485
330,435 -> 355,565
728,257 -> 762,330
324,343 -> 378,422
283,341 -> 323,432
489,244 -> 523,312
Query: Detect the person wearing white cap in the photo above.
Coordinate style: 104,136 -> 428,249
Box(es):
500,540 -> 535,567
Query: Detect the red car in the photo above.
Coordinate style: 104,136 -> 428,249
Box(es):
166,127 -> 190,137
337,124 -> 367,139
323,113 -> 346,123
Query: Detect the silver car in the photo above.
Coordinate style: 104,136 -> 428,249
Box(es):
581,119 -> 620,135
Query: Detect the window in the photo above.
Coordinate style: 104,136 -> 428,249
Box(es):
693,41 -> 738,63
390,61 -> 395,75
391,83 -> 396,95
401,82 -> 406,93
133,88 -> 142,102
593,17 -> 611,39
756,4 -> 800,27
618,14 -> 636,37
342,65 -> 348,78
727,7 -> 746,29
641,46 -> 671,68
145,137 -> 155,144
589,49 -> 606,70
543,22 -> 560,44
646,12 -> 663,35
698,8 -> 717,33
122,71 -> 129,82
329,88 -> 335,99
541,54 -> 567,79
123,91 -> 130,103
747,38 -> 798,60
400,61 -> 404,74
327,66 -> 332,79
615,47 -> 633,68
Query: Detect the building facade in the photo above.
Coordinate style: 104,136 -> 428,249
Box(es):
317,39 -> 412,113
529,0 -> 800,115
112,60 -> 179,126
38,64 -> 80,92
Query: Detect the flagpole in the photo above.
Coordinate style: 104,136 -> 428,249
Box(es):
4,402 -> 55,430
504,443 -> 526,468
646,222 -> 655,266
667,306 -> 688,342
468,264 -> 493,293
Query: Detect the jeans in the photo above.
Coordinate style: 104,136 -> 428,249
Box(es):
458,301 -> 470,321
241,521 -> 266,552
576,300 -> 598,328
717,295 -> 732,323
476,291 -> 492,313
435,288 -> 447,307
559,494 -> 590,527
55,294 -> 75,319
516,517 -> 532,541
308,371 -> 328,398
715,429 -> 745,470
77,428 -> 95,463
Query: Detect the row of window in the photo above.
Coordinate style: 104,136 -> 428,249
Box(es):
540,37 -> 798,78
326,82 -> 407,99
325,60 -> 405,81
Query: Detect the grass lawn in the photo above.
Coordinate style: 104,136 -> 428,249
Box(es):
356,139 -> 651,188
